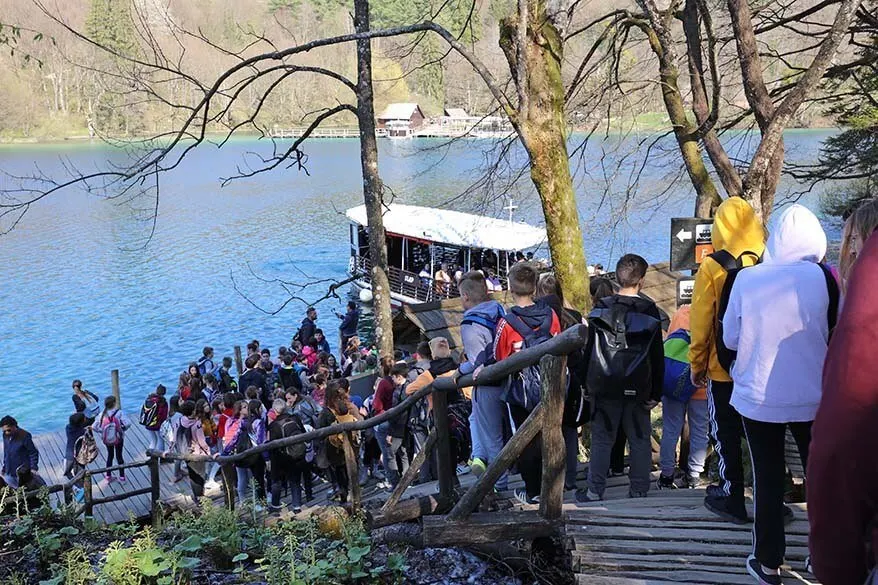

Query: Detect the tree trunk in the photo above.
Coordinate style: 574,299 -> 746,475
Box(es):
632,9 -> 722,220
500,0 -> 591,313
354,0 -> 394,356
682,0 -> 742,216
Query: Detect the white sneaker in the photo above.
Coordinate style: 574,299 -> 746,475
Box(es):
204,480 -> 220,491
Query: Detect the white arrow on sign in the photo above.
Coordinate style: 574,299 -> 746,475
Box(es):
676,228 -> 693,242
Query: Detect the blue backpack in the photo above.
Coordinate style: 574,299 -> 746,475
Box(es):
500,312 -> 553,412
662,329 -> 697,402
460,306 -> 506,368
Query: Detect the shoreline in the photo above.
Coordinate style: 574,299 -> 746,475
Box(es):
0,125 -> 840,147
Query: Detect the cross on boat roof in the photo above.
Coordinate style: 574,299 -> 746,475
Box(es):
345,204 -> 547,251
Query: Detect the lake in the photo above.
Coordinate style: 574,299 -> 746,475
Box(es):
0,130 -> 841,433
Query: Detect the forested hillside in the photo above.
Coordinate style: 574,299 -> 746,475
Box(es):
0,0 -> 836,140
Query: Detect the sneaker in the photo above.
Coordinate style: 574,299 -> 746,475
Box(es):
656,474 -> 677,490
72,486 -> 85,503
783,504 -> 795,526
685,475 -> 706,489
704,494 -> 751,525
118,476 -> 126,483
746,554 -> 782,585
608,469 -> 626,477
456,464 -> 471,475
268,505 -> 284,515
575,488 -> 602,503
376,481 -> 390,490
629,490 -> 648,498
804,556 -> 812,574
514,488 -> 537,505
204,480 -> 220,491
101,475 -> 113,486
253,504 -> 265,513
292,506 -> 302,514
470,458 -> 487,477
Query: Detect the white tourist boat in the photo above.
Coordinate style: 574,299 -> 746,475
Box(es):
345,203 -> 547,306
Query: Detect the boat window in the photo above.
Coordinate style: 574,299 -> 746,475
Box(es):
386,234 -> 403,271
406,240 -> 431,275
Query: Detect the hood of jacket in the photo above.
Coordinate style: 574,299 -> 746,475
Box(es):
509,302 -> 555,330
764,204 -> 827,265
464,300 -> 505,322
712,197 -> 766,257
429,357 -> 458,378
180,416 -> 200,430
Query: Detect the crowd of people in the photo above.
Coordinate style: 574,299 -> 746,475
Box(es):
3,197 -> 878,584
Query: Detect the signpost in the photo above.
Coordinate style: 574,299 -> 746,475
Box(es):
676,276 -> 696,307
670,217 -> 715,272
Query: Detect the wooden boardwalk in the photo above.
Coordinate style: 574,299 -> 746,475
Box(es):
31,424 -> 819,585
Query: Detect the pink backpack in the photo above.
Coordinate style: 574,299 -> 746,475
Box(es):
101,412 -> 123,446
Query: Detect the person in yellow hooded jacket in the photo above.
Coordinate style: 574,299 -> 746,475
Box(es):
688,197 -> 765,525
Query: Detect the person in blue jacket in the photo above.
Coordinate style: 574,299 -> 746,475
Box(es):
1,415 -> 40,488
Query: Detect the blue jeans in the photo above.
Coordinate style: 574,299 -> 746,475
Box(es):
374,422 -> 399,473
471,386 -> 508,488
660,397 -> 709,478
147,430 -> 164,453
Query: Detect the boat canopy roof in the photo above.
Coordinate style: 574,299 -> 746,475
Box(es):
345,204 -> 547,251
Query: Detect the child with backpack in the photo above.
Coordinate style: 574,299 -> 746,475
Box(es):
220,400 -> 267,507
316,383 -> 359,504
162,396 -> 185,482
577,254 -> 664,503
178,400 -> 212,499
657,304 -> 709,490
267,398 -> 309,514
140,384 -> 169,453
92,396 -> 131,484
493,262 -> 561,505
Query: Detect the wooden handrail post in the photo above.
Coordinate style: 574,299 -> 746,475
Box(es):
342,431 -> 361,511
432,388 -> 454,499
149,455 -> 162,526
234,346 -> 244,377
382,427 -> 438,513
111,369 -> 121,409
539,354 -> 566,520
83,472 -> 93,517
447,404 -> 544,521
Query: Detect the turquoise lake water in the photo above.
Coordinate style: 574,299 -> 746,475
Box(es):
0,130 -> 841,433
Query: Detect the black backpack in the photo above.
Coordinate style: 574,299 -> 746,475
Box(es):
586,302 -> 662,402
500,312 -> 554,412
279,415 -> 307,461
390,383 -> 410,428
711,249 -> 763,373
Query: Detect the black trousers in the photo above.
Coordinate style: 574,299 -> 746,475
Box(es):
707,381 -> 745,509
610,426 -> 627,473
742,417 -> 812,569
105,440 -> 125,476
510,405 -> 542,499
188,463 -> 206,499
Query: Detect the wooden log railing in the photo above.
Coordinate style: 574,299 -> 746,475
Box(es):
17,459 -> 156,520
22,323 -> 592,534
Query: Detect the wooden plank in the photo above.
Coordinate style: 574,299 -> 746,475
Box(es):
573,538 -> 811,560
382,427 -> 437,513
565,514 -> 810,535
567,524 -> 810,547
608,570 -> 753,584
432,389 -> 454,499
539,355 -> 566,520
576,576 -> 712,585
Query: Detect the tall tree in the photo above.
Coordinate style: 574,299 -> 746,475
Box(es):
354,0 -> 394,356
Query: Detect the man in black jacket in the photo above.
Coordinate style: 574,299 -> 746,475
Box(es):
577,254 -> 664,502
337,301 -> 360,357
238,354 -> 268,403
297,307 -> 318,346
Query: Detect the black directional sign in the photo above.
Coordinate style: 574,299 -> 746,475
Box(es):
676,276 -> 696,307
670,217 -> 715,272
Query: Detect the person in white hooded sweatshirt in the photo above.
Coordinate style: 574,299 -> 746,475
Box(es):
722,204 -> 839,585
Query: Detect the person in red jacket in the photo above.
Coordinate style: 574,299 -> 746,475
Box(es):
808,230 -> 878,585
493,262 -> 560,504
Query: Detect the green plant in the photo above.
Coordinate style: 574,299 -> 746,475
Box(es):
170,499 -> 242,567
40,547 -> 96,585
101,528 -> 196,585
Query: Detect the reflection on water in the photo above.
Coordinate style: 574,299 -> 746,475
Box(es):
0,131 -> 839,432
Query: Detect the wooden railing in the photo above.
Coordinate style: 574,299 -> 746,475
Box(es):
20,459 -> 160,521
24,324 -> 588,543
